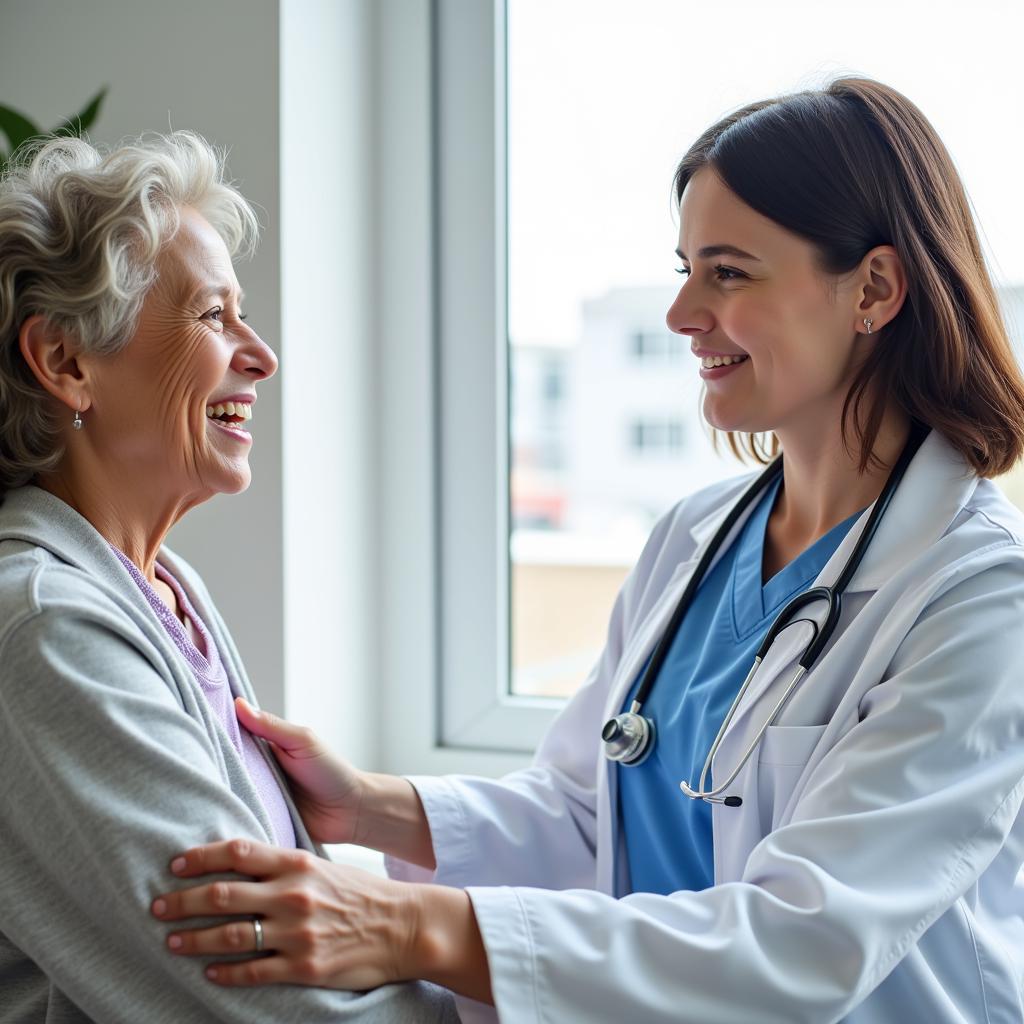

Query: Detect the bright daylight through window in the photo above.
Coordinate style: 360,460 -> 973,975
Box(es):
506,0 -> 1024,699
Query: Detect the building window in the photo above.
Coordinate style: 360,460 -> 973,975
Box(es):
631,331 -> 686,362
629,418 -> 686,453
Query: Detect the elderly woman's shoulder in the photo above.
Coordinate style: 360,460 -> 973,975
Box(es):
0,545 -> 187,719
0,540 -> 118,626
0,484 -> 188,625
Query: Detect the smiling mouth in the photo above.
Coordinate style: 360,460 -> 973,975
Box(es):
700,354 -> 749,369
205,399 -> 254,441
206,401 -> 253,425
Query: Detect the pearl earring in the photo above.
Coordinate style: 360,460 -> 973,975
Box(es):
863,318 -> 874,335
72,407 -> 83,430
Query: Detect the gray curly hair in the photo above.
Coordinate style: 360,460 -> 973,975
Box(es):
0,130 -> 259,495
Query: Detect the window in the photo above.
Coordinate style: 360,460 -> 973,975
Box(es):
631,332 -> 686,362
542,358 -> 565,404
629,419 -> 686,454
395,0 -> 1024,761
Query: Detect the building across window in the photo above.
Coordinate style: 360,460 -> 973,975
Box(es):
631,331 -> 686,362
629,418 -> 686,453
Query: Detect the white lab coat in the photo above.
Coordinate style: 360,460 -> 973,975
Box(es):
388,430 -> 1024,1023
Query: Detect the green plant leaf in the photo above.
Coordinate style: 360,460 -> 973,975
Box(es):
53,86 -> 107,138
0,105 -> 42,153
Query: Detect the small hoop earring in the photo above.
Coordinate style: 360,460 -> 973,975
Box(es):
72,407 -> 83,430
863,318 -> 874,335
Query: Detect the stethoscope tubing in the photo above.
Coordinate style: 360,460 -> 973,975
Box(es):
679,662 -> 806,802
607,422 -> 931,802
630,457 -> 785,712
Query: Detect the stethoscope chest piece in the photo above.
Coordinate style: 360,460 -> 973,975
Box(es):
602,705 -> 655,766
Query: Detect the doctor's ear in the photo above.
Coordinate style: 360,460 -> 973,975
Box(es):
18,315 -> 91,414
853,245 -> 907,336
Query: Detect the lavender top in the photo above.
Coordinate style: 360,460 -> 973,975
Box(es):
109,545 -> 297,848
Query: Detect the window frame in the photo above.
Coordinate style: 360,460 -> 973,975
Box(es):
434,0 -> 567,751
376,0 -> 565,775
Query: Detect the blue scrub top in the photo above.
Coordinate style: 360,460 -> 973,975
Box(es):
619,476 -> 861,895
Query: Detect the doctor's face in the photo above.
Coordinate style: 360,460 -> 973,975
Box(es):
666,168 -> 867,441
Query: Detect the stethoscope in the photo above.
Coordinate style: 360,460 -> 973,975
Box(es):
601,422 -> 930,807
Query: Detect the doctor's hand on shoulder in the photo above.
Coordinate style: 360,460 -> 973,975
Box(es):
232,697 -> 436,869
231,698 -> 363,845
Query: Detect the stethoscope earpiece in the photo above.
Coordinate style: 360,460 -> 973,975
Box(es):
601,708 -> 655,766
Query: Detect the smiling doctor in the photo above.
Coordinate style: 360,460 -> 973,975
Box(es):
153,78 -> 1024,1023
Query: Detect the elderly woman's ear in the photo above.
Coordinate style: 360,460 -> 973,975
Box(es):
18,314 -> 90,418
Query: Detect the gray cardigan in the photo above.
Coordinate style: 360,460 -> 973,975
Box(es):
0,484 -> 457,1023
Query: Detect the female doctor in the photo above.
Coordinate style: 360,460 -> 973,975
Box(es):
152,77 -> 1024,1023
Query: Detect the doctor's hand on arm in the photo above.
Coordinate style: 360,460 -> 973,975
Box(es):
234,697 -> 436,869
151,837 -> 494,1003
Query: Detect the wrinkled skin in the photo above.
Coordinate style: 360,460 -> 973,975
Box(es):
24,206 -> 278,574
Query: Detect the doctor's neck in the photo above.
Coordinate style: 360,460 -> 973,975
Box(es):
770,401 -> 912,547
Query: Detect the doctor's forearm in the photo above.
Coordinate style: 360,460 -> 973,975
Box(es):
353,771 -> 437,870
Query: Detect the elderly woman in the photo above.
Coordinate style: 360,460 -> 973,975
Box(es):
0,133 -> 455,1023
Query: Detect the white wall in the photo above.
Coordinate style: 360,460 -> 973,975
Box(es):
2,0 -> 358,729
0,0 -> 286,709
280,0 -> 376,768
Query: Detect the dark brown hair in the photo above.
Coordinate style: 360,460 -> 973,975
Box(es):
674,77 -> 1024,477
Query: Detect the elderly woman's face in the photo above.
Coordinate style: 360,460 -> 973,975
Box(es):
86,207 -> 277,503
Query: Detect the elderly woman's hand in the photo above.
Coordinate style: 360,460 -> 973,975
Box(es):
150,839 -> 492,1002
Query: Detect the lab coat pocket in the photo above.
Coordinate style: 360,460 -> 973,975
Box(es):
757,724 -> 827,833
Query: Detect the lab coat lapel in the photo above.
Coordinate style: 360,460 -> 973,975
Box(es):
714,429 -> 976,741
600,481 -> 762,724
841,429 -> 975,593
600,555 -> 698,722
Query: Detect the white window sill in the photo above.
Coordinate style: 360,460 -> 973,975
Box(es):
324,843 -> 387,877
